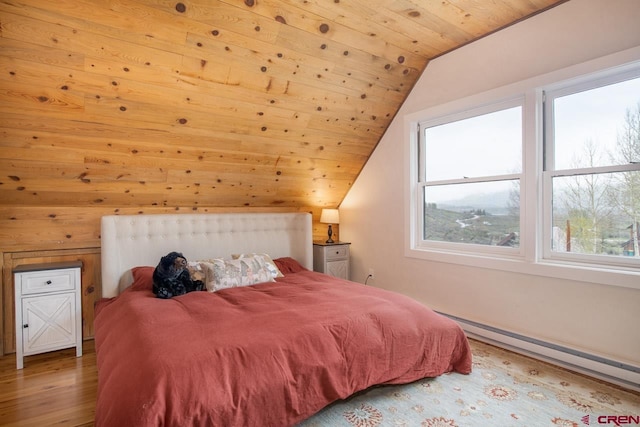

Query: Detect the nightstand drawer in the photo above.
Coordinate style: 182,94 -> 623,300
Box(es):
19,269 -> 77,295
326,245 -> 349,260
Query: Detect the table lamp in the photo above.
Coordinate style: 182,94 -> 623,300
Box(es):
320,209 -> 339,244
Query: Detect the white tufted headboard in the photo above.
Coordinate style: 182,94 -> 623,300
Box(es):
100,212 -> 313,298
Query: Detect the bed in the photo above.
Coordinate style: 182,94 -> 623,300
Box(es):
94,212 -> 472,426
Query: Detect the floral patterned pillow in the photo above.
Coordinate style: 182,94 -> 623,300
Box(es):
197,256 -> 275,292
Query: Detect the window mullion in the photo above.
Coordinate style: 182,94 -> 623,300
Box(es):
524,89 -> 542,263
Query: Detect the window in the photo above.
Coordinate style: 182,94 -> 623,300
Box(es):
544,73 -> 640,268
406,53 -> 640,286
417,101 -> 523,254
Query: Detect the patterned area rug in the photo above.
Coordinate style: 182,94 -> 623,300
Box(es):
299,339 -> 639,427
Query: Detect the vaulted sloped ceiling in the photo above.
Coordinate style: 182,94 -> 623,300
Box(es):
0,0 -> 566,209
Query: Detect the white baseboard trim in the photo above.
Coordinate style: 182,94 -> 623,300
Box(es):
438,312 -> 640,393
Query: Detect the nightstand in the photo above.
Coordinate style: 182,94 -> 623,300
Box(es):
313,241 -> 351,280
14,261 -> 83,369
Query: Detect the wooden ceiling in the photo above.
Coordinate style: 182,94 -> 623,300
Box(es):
0,0 -> 566,209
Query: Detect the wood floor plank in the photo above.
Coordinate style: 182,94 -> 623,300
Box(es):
0,341 -> 96,427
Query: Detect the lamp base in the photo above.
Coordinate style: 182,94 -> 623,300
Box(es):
326,224 -> 334,244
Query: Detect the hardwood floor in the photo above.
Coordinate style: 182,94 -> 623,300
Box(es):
0,341 -> 96,427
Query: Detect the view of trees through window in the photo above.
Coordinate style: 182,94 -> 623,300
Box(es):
551,100 -> 640,258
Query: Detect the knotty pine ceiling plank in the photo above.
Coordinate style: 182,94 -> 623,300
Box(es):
349,0 -> 460,55
0,206 -> 309,223
81,93 -> 306,136
0,112 -> 375,160
145,0 -> 282,44
0,157 -> 354,194
0,38 -> 85,71
273,23 -> 417,91
445,0 -> 564,34
83,66 -> 315,129
270,57 -> 411,106
0,79 -> 85,113
0,130 -> 368,189
163,159 -> 357,182
0,144 -> 86,166
86,54 -> 254,102
76,144 -> 364,179
182,31 -> 337,82
0,178 -> 280,202
214,0 -> 427,70
279,0 -> 438,58
0,158 -> 168,184
389,0 -> 479,46
0,10 -> 186,74
179,54 -> 396,115
0,182 -> 349,207
2,0 -> 188,48
80,92 -> 377,154
474,0 -> 538,22
522,0 -> 564,9
405,0 -> 496,36
180,14 -> 417,96
180,36 -> 379,101
306,113 -> 387,137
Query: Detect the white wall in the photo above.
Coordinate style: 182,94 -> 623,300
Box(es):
340,0 -> 640,366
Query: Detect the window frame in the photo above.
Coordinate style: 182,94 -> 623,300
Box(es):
414,97 -> 526,259
404,49 -> 640,290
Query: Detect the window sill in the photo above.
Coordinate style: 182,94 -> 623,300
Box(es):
405,246 -> 640,290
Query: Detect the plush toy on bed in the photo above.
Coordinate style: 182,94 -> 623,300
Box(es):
152,251 -> 205,299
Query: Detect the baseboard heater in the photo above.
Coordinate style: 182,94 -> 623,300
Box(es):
438,312 -> 640,392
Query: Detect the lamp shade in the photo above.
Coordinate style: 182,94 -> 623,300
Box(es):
320,209 -> 340,224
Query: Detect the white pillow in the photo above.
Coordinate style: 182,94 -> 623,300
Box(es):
231,253 -> 284,278
197,256 -> 275,292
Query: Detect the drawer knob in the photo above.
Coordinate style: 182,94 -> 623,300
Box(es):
23,324 -> 28,328
46,280 -> 52,285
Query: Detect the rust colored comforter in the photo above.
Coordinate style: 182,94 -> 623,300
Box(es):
94,264 -> 471,426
